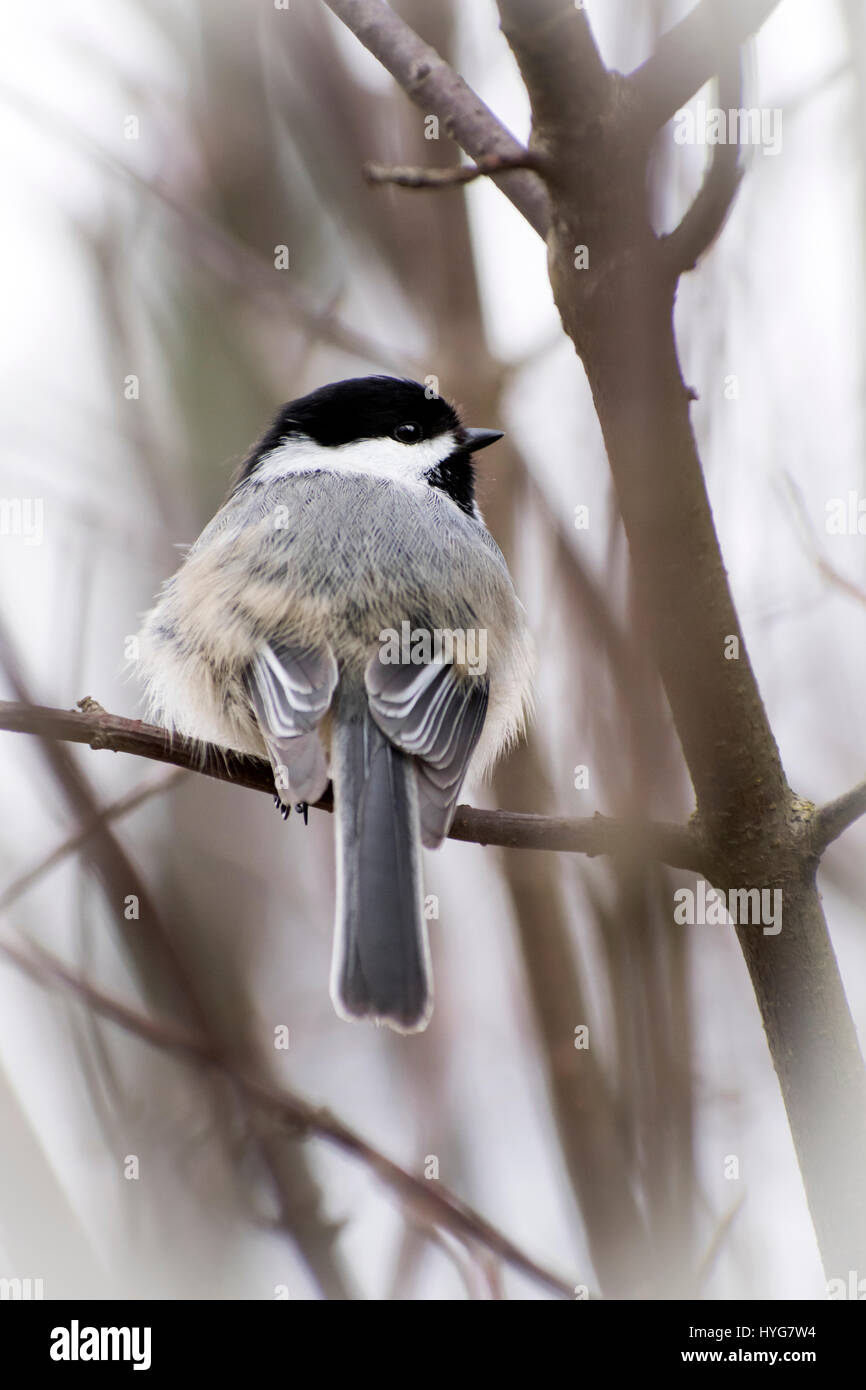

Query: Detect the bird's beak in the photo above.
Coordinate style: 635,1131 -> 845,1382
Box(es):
463,427 -> 504,453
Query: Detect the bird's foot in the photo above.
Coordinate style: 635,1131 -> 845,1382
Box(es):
271,796 -> 309,825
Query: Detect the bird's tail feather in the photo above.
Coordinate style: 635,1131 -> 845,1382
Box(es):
330,707 -> 432,1032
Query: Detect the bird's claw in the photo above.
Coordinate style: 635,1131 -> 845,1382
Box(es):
271,795 -> 309,825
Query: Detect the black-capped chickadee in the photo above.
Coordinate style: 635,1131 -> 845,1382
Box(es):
139,376 -> 533,1032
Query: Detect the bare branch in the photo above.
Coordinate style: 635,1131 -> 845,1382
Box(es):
814,780 -> 866,853
0,700 -> 709,873
780,471 -> 866,610
0,933 -> 580,1300
363,151 -> 541,190
0,629 -> 355,1300
627,0 -> 784,133
500,0 -> 789,833
496,0 -> 609,139
0,768 -> 185,914
661,47 -> 744,274
488,0 -> 866,1279
448,805 -> 706,872
695,1193 -> 746,1289
322,0 -> 550,238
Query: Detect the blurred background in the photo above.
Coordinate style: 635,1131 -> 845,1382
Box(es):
0,0 -> 864,1299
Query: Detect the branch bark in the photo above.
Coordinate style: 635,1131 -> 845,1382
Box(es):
493,0 -> 866,1282
0,700 -> 708,872
814,779 -> 866,853
496,0 -> 608,138
322,0 -> 551,237
363,151 -> 541,189
660,46 -> 744,274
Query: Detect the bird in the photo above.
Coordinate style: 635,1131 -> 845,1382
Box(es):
138,375 -> 533,1032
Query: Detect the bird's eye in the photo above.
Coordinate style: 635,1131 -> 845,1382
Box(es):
394,422 -> 422,443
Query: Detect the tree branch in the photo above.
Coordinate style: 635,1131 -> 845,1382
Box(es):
0,933 -> 580,1300
0,700 -> 709,873
814,780 -> 866,853
781,471 -> 866,611
661,46 -> 744,274
496,0 -> 609,140
0,767 -> 185,914
499,3 -> 789,838
363,151 -> 541,189
322,0 -> 551,237
492,0 -> 866,1280
0,629 -> 357,1300
627,0 -> 784,133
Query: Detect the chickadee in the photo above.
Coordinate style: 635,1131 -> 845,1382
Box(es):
139,376 -> 533,1032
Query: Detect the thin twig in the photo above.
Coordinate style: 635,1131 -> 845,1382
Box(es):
695,1193 -> 746,1289
0,769 -> 186,915
0,626 -> 355,1300
627,0 -> 784,134
363,151 -> 541,190
0,933 -> 580,1300
780,471 -> 866,611
814,780 -> 866,853
322,0 -> 550,238
0,700 -> 709,872
661,47 -> 744,274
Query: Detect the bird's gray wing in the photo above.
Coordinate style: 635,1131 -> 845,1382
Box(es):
364,655 -> 489,848
246,640 -> 338,804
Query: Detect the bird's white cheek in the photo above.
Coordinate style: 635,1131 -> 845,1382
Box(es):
253,432 -> 457,486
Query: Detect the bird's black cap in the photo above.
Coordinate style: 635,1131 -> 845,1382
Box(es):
237,376 -> 503,516
249,377 -> 459,454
